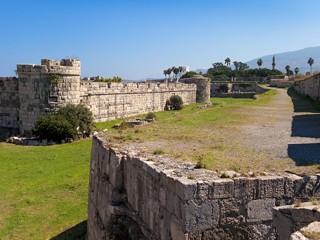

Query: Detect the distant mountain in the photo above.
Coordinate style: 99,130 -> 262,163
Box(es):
246,46 -> 320,74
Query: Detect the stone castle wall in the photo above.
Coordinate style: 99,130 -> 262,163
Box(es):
0,77 -> 19,129
87,136 -> 320,240
0,59 -> 201,135
80,82 -> 196,122
294,73 -> 320,100
16,59 -> 81,134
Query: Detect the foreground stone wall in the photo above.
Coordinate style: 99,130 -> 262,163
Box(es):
80,82 -> 196,122
0,77 -> 19,129
87,136 -> 320,240
294,73 -> 320,100
273,204 -> 320,239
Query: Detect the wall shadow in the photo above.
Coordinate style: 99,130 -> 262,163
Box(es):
287,88 -> 319,113
287,88 -> 320,166
50,220 -> 87,240
288,143 -> 320,166
291,114 -> 320,138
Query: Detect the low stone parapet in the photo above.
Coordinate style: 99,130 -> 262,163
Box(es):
87,136 -> 320,240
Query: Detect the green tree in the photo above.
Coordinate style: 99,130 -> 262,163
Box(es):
257,58 -> 263,69
57,104 -> 94,137
308,57 -> 314,74
166,68 -> 172,79
225,57 -> 231,66
178,66 -> 183,78
33,115 -> 77,141
167,95 -> 183,110
172,67 -> 179,79
207,62 -> 232,78
285,65 -> 291,76
163,70 -> 167,79
294,67 -> 299,75
180,71 -> 198,79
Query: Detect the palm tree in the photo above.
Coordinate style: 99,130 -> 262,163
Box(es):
307,57 -> 314,74
178,66 -> 183,78
172,67 -> 179,79
225,57 -> 231,66
294,67 -> 299,75
257,58 -> 263,69
163,70 -> 167,79
167,68 -> 172,80
285,65 -> 291,76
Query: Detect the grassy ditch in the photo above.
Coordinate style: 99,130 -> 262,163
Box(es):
0,139 -> 91,240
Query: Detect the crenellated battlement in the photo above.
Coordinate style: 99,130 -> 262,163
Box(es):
17,59 -> 80,76
0,59 -> 207,136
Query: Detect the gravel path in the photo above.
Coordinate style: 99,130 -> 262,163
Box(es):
241,87 -> 320,165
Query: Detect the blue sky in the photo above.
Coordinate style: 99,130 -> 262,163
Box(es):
1,0 -> 320,79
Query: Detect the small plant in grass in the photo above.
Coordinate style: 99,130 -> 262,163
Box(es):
294,198 -> 301,207
194,159 -> 207,169
147,158 -> 154,161
188,175 -> 195,180
220,172 -> 230,178
145,112 -> 158,121
153,149 -> 165,155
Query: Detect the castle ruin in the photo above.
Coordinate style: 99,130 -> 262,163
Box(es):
0,59 -> 210,136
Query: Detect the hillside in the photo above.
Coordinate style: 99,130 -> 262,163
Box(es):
246,46 -> 320,74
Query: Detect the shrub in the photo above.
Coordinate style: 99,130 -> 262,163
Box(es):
145,112 -> 158,121
57,104 -> 94,137
33,104 -> 94,142
166,95 -> 183,110
33,115 -> 76,141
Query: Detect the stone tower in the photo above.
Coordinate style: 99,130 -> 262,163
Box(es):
180,75 -> 211,102
272,55 -> 276,70
17,59 -> 81,135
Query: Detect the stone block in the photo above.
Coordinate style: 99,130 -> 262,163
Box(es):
284,175 -> 303,198
196,181 -> 209,201
182,200 -> 219,232
257,176 -> 284,199
273,206 -> 294,240
234,177 -> 259,200
219,198 -> 246,225
247,198 -> 275,222
208,179 -> 234,199
175,176 -> 197,201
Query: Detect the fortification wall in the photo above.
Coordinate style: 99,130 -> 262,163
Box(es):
16,59 -> 81,134
294,73 -> 320,100
0,77 -> 19,129
180,76 -> 210,103
87,136 -> 320,240
80,82 -> 197,122
1,59 -> 202,135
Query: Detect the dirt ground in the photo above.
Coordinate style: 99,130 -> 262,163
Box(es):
239,87 -> 320,169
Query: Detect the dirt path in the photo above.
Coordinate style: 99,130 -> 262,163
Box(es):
240,87 -> 320,166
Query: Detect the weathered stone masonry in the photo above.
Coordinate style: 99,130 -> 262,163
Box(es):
87,136 -> 320,240
294,73 -> 320,100
0,59 -> 204,135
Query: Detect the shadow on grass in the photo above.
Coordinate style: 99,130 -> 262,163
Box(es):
291,114 -> 320,138
50,220 -> 87,240
288,143 -> 320,166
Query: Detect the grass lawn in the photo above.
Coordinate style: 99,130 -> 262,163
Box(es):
1,88 -> 319,239
0,139 -> 92,240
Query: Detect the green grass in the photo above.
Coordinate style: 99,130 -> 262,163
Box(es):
0,88 -> 316,239
0,139 -> 92,240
